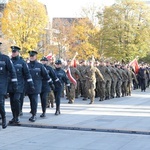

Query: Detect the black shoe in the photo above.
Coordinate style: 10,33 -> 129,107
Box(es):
9,118 -> 15,124
29,116 -> 36,122
15,118 -> 20,124
99,98 -> 104,101
2,118 -> 7,129
82,98 -> 87,101
117,95 -> 121,98
111,96 -> 114,99
40,113 -> 46,118
51,104 -> 54,108
68,101 -> 73,104
46,105 -> 50,108
55,111 -> 60,115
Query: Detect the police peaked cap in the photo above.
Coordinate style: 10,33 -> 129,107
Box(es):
40,56 -> 48,61
28,50 -> 38,56
55,59 -> 62,64
11,46 -> 21,52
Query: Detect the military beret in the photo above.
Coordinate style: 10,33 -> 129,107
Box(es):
40,56 -> 48,61
28,50 -> 38,56
11,46 -> 21,52
55,59 -> 62,64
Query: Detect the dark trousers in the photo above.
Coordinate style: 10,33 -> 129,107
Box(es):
20,92 -> 25,112
54,87 -> 62,108
140,79 -> 146,91
40,92 -> 48,113
0,95 -> 5,118
28,94 -> 38,116
9,92 -> 21,118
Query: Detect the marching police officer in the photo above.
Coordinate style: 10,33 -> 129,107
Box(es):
40,57 -> 61,117
8,46 -> 34,124
26,51 -> 50,122
54,60 -> 70,115
0,42 -> 18,129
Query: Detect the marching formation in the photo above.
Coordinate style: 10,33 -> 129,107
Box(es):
0,42 -> 149,129
63,59 -> 149,105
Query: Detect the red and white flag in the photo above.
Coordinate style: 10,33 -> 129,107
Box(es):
71,60 -> 77,68
46,53 -> 52,60
129,59 -> 139,74
66,67 -> 77,87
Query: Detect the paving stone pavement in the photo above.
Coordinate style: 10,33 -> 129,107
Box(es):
0,88 -> 150,150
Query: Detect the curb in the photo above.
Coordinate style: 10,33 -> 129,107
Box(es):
13,123 -> 150,136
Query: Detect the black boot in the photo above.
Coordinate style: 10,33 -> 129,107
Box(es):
55,105 -> 60,115
15,117 -> 20,124
9,111 -> 16,124
40,112 -> 46,118
2,117 -> 7,129
29,115 -> 36,122
19,111 -> 23,116
9,118 -> 15,124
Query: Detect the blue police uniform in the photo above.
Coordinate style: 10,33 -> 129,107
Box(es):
40,57 -> 61,117
54,60 -> 70,115
26,52 -> 50,122
8,46 -> 34,124
0,50 -> 18,129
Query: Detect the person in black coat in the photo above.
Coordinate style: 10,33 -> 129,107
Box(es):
40,57 -> 61,117
26,51 -> 50,122
138,64 -> 147,92
54,60 -> 70,115
0,42 -> 18,129
8,46 -> 35,124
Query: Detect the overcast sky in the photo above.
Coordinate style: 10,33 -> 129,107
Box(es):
39,0 -> 115,18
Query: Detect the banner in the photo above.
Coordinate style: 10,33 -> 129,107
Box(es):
66,67 -> 77,87
129,59 -> 139,74
71,60 -> 77,68
46,53 -> 52,60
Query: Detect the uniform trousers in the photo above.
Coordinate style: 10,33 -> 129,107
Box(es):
9,92 -> 21,118
0,95 -> 5,118
28,94 -> 38,116
40,92 -> 49,113
54,86 -> 63,108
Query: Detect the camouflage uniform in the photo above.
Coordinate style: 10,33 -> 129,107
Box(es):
66,65 -> 81,104
46,62 -> 55,108
46,90 -> 55,108
77,62 -> 88,100
120,66 -> 128,97
127,67 -> 138,96
84,63 -> 104,104
102,65 -> 113,100
115,65 -> 123,98
75,64 -> 81,98
97,62 -> 108,101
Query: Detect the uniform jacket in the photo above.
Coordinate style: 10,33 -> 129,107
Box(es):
41,64 -> 58,92
8,56 -> 34,93
0,53 -> 17,95
27,61 -> 50,94
54,67 -> 70,91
